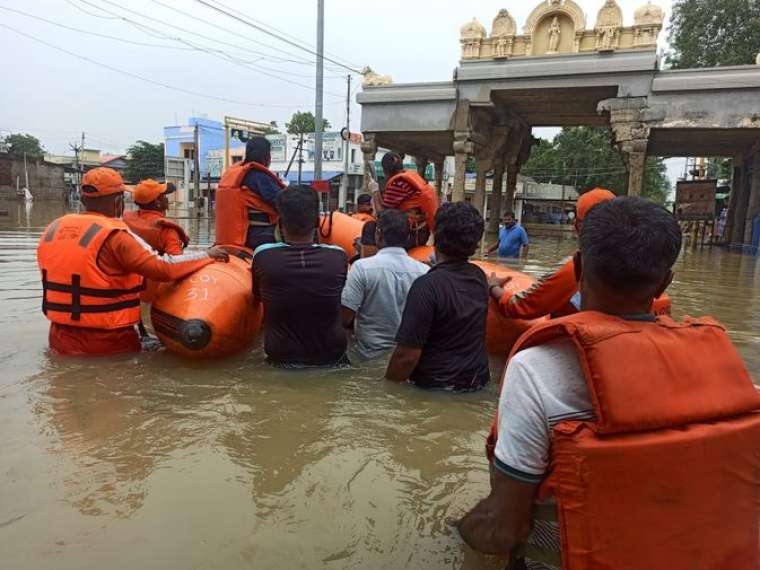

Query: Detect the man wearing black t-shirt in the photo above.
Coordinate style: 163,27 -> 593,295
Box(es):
386,202 -> 490,392
252,185 -> 348,367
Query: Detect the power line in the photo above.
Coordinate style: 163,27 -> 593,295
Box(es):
148,0 -> 325,67
0,23 -> 342,110
142,0 -> 345,79
193,0 -> 363,75
74,0 -> 311,66
64,0 -> 118,19
74,0 -> 346,96
207,0 -> 362,69
0,5 -> 198,51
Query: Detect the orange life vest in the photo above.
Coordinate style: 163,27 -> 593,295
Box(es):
123,210 -> 190,303
489,312 -> 760,569
37,214 -> 144,329
123,210 -> 189,254
215,161 -> 286,246
351,212 -> 375,223
387,170 -> 439,231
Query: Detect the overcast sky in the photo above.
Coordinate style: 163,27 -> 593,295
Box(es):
0,0 -> 680,176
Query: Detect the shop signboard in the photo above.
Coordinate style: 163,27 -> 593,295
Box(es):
675,180 -> 717,221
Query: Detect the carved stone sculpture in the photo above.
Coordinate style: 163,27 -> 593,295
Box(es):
595,0 -> 622,51
361,66 -> 392,87
491,8 -> 516,58
597,26 -> 616,51
460,17 -> 487,59
548,16 -> 561,53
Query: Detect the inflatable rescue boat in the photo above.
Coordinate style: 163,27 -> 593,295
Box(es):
150,247 -> 262,359
408,246 -> 542,355
318,211 -> 364,257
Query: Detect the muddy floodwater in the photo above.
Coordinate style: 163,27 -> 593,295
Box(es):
1,200 -> 758,570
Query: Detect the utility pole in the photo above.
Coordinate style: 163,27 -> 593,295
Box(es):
298,132 -> 304,186
193,123 -> 201,207
339,74 -> 351,210
313,0 -> 325,186
80,132 -> 85,191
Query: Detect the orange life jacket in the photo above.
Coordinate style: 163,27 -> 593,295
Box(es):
489,312 -> 760,569
387,170 -> 439,231
351,212 -> 375,223
37,214 -> 144,329
215,161 -> 285,246
123,210 -> 189,254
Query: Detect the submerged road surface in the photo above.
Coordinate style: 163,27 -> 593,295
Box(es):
1,201 -> 758,570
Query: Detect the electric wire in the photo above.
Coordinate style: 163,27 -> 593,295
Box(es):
206,0 -> 362,70
193,0 -> 363,74
148,0 -> 335,69
0,23 -> 342,110
73,0 -> 346,96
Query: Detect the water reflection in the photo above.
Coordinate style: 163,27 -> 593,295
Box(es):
0,199 -> 757,570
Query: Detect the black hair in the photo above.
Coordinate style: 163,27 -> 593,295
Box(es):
580,197 -> 682,296
244,136 -> 271,164
503,211 -> 515,218
275,184 -> 319,236
361,221 -> 377,246
381,152 -> 403,175
434,202 -> 484,260
356,193 -> 372,205
376,209 -> 410,248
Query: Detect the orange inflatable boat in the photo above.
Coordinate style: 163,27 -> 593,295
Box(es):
318,211 -> 364,257
150,247 -> 262,358
408,246 -> 542,356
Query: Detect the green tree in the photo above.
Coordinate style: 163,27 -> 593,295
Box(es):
521,127 -> 670,204
124,141 -> 164,182
285,111 -> 331,135
3,133 -> 44,158
666,0 -> 760,68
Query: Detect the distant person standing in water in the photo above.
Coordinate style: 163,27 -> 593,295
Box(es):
486,212 -> 528,259
386,202 -> 490,392
252,185 -> 349,368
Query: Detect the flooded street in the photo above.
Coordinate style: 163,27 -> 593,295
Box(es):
1,200 -> 758,570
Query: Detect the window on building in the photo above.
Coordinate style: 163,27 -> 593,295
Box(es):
183,148 -> 196,160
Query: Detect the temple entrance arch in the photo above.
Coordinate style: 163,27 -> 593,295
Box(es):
358,1 -> 760,246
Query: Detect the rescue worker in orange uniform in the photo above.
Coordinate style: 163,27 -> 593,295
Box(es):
124,179 -> 190,303
488,188 -> 670,318
37,167 -> 229,356
351,193 -> 375,223
456,197 -> 760,570
215,136 -> 286,250
124,179 -> 188,256
372,152 -> 439,248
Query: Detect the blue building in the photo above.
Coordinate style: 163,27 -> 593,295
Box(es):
163,117 -> 245,180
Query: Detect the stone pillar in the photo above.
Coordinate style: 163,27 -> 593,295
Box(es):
723,163 -> 743,244
728,161 -> 749,245
360,135 -> 377,193
600,98 -> 651,197
505,164 -> 519,215
472,160 -> 489,213
452,132 -> 473,203
433,159 -> 445,200
623,146 -> 648,197
743,151 -> 760,244
488,160 -> 505,234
